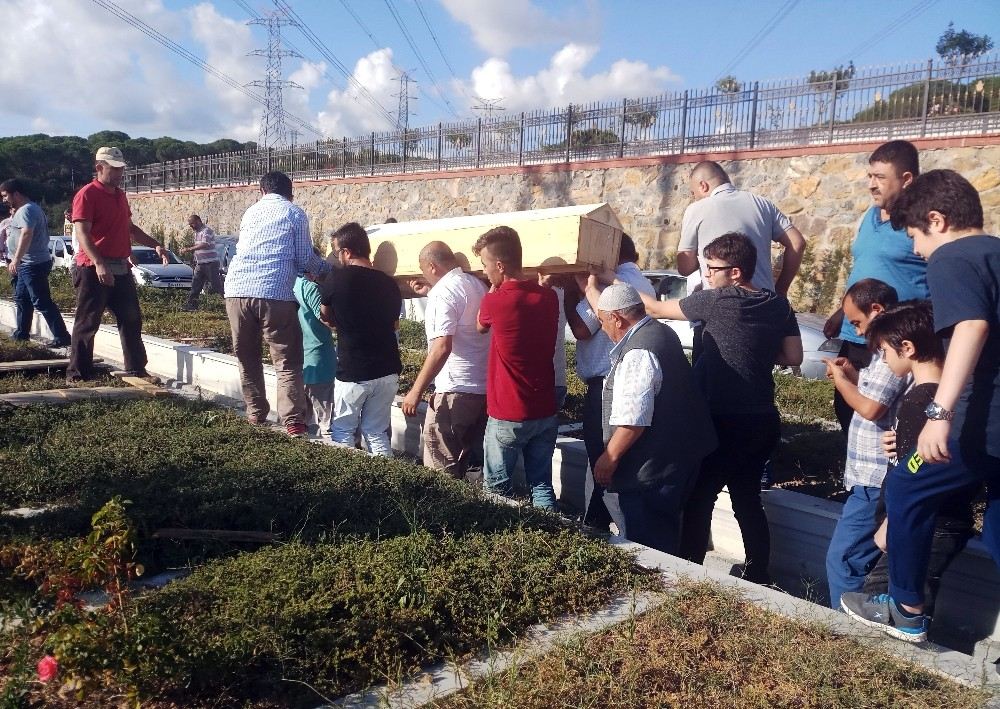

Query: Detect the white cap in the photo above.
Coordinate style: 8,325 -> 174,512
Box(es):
95,146 -> 127,168
597,283 -> 642,311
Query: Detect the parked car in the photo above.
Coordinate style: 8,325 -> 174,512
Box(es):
641,269 -> 841,379
213,235 -> 239,276
47,236 -> 75,270
131,246 -> 194,288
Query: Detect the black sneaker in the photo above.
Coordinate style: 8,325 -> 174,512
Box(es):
48,337 -> 72,349
840,592 -> 928,643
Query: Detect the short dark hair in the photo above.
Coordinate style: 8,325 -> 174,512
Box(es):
869,140 -> 919,178
260,171 -> 293,199
618,233 -> 639,264
0,178 -> 30,199
844,278 -> 899,313
865,300 -> 944,362
331,222 -> 371,258
890,169 -> 984,233
472,226 -> 522,269
703,232 -> 757,280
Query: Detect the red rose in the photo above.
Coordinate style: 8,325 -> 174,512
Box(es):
37,655 -> 58,682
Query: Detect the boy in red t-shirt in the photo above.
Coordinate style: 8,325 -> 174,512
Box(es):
474,226 -> 559,510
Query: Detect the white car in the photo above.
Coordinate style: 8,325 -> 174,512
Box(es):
131,247 -> 194,288
47,236 -> 75,270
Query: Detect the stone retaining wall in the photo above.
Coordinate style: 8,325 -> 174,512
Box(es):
128,137 -> 1000,313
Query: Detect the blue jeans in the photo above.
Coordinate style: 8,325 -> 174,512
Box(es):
608,463 -> 698,555
886,442 -> 1000,607
483,415 -> 557,510
12,259 -> 69,342
825,484 -> 882,609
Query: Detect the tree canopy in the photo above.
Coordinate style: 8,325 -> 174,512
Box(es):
0,131 -> 254,227
936,22 -> 994,65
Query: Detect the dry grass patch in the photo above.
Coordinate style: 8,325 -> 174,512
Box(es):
435,581 -> 990,709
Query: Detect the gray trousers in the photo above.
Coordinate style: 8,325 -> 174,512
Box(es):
186,261 -> 224,308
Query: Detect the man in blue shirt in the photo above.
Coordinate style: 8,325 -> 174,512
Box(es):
293,270 -> 336,438
1,178 -> 71,347
224,171 -> 331,437
824,141 -> 929,432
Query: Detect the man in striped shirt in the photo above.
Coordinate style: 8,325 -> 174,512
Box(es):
224,171 -> 331,437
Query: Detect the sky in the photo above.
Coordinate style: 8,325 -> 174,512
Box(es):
2,0 -> 998,145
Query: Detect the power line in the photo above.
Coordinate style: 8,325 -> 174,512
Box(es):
382,0 -> 462,119
714,0 -> 801,82
472,97 -> 506,121
271,0 -> 398,126
89,0 -> 321,138
337,0 -> 381,50
834,0 -> 941,66
412,0 -> 459,81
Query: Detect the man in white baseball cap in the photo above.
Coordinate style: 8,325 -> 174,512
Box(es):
66,146 -> 169,382
594,281 -> 716,555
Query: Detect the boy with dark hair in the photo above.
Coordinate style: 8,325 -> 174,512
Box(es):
823,278 -> 906,608
473,226 -> 559,510
643,232 -> 802,583
841,169 -> 1000,644
850,301 -> 977,630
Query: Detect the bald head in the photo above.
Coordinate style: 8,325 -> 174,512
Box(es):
691,161 -> 730,186
418,240 -> 461,286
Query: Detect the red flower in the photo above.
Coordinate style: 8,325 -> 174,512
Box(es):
37,655 -> 58,682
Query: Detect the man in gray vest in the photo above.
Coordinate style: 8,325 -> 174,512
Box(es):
595,282 -> 717,554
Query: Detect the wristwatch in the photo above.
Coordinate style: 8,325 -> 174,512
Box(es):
924,401 -> 955,421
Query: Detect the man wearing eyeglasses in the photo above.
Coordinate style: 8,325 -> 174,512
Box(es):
642,232 -> 802,584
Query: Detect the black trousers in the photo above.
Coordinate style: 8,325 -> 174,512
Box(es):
679,410 -> 781,583
67,266 -> 147,380
834,340 -> 873,434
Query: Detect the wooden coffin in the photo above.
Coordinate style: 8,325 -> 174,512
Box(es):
358,203 -> 623,281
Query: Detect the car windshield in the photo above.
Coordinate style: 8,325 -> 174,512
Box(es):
132,248 -> 181,265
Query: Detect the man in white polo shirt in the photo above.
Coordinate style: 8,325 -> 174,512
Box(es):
402,241 -> 490,480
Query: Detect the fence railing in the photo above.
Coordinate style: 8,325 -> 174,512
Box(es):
125,54 -> 1000,193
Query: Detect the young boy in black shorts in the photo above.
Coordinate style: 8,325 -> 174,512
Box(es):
840,169 -> 1000,644
843,301 -> 979,638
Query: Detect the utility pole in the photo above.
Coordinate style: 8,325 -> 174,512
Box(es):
247,12 -> 303,149
472,96 -> 506,121
394,70 -> 418,132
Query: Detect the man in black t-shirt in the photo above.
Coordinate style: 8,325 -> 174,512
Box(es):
642,232 -> 803,584
321,222 -> 402,457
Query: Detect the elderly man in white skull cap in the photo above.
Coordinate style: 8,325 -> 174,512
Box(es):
595,282 -> 717,554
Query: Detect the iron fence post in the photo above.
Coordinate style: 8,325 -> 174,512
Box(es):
475,117 -> 482,169
437,123 -> 443,171
402,131 -> 408,174
342,137 -> 347,178
920,58 -> 933,137
680,90 -> 689,154
828,76 -> 838,144
619,98 -> 628,158
750,82 -> 760,149
518,112 -> 525,165
315,140 -> 320,180
371,132 -> 376,176
565,104 -> 573,162
266,147 -> 272,173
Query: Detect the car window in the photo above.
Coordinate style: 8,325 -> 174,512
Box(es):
132,248 -> 181,265
657,276 -> 687,300
53,241 -> 64,256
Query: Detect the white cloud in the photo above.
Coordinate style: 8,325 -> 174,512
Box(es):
462,43 -> 680,111
316,49 -> 399,137
439,0 -> 598,55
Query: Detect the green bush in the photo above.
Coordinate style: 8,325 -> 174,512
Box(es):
99,530 -> 651,703
0,399 -> 561,553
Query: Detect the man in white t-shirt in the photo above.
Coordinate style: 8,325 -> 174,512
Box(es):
402,241 -> 490,480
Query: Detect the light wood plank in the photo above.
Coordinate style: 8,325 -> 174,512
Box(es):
0,357 -> 103,373
0,387 -> 146,406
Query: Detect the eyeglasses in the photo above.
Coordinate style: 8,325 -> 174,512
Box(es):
705,264 -> 735,273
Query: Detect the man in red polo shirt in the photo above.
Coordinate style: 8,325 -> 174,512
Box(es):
66,146 -> 169,382
474,226 -> 560,510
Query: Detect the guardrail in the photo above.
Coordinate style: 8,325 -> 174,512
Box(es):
126,54 -> 1000,192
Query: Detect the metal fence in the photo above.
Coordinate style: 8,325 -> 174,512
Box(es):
125,54 -> 1000,193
